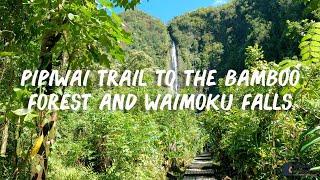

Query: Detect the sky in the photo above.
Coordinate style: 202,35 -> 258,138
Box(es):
118,0 -> 230,23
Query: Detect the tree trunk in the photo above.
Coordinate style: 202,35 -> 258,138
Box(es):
31,31 -> 61,180
1,116 -> 9,157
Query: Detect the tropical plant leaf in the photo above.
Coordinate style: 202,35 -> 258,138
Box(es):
302,34 -> 312,41
310,166 -> 320,171
299,41 -> 310,48
0,51 -> 15,57
301,137 -> 320,152
304,126 -> 320,137
30,134 -> 44,157
12,108 -> 32,116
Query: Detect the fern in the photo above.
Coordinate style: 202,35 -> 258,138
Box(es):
299,22 -> 320,63
298,22 -> 320,172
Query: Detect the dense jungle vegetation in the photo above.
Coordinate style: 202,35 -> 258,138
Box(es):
0,0 -> 320,179
169,0 -> 307,78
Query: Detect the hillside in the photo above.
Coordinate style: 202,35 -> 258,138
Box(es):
168,0 -> 305,77
121,10 -> 171,68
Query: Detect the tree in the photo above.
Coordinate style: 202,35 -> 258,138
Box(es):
0,0 -> 140,179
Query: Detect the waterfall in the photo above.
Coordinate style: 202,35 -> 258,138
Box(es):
170,42 -> 179,93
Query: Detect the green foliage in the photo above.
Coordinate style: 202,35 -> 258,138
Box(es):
300,126 -> 320,152
202,57 -> 319,179
295,22 -> 320,171
201,20 -> 320,179
49,78 -> 206,179
121,10 -> 171,68
245,44 -> 264,68
168,0 -> 305,79
298,0 -> 320,17
0,0 -> 142,179
299,22 -> 320,62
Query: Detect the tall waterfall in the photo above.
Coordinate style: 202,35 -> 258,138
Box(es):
170,42 -> 179,93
